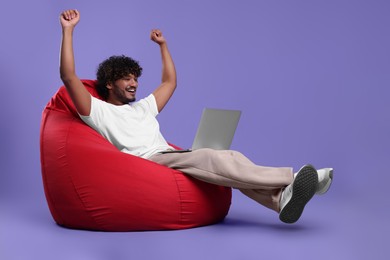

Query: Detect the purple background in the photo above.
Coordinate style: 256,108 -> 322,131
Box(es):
1,0 -> 389,259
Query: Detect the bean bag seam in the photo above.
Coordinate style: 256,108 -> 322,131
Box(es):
40,108 -> 65,225
65,117 -> 104,229
171,171 -> 186,224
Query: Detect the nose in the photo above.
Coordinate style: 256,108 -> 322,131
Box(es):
127,79 -> 137,88
131,78 -> 138,87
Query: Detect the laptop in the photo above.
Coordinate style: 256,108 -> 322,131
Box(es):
161,108 -> 241,153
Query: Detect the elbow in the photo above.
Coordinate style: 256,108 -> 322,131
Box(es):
60,69 -> 69,82
173,79 -> 177,89
171,81 -> 177,91
60,74 -> 68,83
171,76 -> 177,89
60,70 -> 77,85
162,78 -> 177,90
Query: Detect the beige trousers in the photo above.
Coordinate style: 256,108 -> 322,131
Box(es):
149,148 -> 293,212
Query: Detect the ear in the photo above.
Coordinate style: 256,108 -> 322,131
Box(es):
106,82 -> 113,90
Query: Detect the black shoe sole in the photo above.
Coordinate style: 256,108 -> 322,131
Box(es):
279,165 -> 318,224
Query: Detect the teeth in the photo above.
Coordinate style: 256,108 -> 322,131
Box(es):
126,87 -> 136,92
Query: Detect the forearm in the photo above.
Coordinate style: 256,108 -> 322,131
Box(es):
58,24 -> 90,115
58,9 -> 90,115
60,28 -> 77,82
160,43 -> 177,87
150,29 -> 176,112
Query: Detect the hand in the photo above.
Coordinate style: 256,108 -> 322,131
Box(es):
150,29 -> 166,45
60,9 -> 80,29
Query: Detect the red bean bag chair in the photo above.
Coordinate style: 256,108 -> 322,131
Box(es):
39,80 -> 232,231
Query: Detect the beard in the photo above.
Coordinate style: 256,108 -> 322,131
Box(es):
112,86 -> 136,104
128,97 -> 136,103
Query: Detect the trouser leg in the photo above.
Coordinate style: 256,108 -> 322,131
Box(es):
149,148 -> 293,212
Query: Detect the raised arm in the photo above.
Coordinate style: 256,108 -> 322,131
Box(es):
150,29 -> 177,113
59,10 -> 91,116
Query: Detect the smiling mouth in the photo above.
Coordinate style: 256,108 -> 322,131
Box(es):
126,86 -> 136,94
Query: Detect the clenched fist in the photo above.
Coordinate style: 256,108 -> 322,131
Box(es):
150,29 -> 166,46
60,9 -> 80,29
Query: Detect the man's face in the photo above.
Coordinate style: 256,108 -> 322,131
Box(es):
107,74 -> 138,105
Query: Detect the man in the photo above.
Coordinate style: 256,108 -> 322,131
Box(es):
59,9 -> 333,224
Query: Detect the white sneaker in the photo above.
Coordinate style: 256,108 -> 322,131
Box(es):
279,165 -> 318,224
293,167 -> 334,195
316,168 -> 333,195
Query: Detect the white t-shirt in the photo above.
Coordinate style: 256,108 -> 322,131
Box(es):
79,94 -> 173,159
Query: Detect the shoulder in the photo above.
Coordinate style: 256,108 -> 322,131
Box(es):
80,95 -> 117,121
132,94 -> 158,116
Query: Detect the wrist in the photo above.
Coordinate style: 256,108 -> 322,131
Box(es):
62,26 -> 75,34
159,42 -> 168,48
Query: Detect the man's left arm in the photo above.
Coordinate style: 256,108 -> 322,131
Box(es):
151,29 -> 177,113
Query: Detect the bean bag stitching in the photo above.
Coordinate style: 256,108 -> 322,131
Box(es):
164,142 -> 187,224
142,159 -> 185,226
64,117 -> 103,229
40,108 -> 65,225
171,171 -> 186,224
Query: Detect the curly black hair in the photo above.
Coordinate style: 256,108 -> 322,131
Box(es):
96,55 -> 143,100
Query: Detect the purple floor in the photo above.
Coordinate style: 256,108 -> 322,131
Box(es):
2,183 -> 388,260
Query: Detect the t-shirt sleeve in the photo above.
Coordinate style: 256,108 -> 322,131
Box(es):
141,94 -> 159,117
78,95 -> 105,130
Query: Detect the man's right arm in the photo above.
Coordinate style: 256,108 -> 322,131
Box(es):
59,9 -> 91,116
